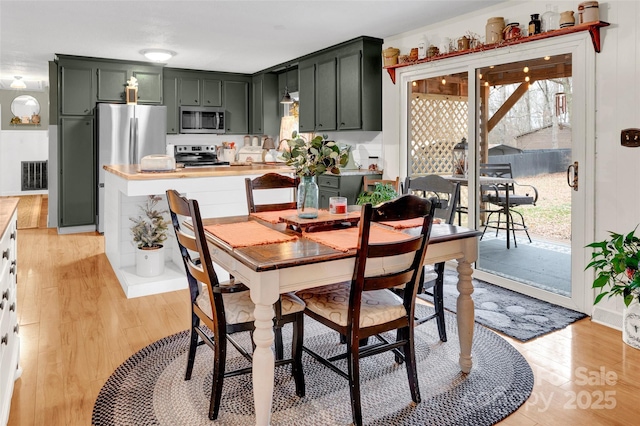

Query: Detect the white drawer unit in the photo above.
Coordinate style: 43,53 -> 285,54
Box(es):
0,202 -> 19,426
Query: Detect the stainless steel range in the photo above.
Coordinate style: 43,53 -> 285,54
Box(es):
174,145 -> 229,167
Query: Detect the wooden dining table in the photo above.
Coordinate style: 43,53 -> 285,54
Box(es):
202,215 -> 481,426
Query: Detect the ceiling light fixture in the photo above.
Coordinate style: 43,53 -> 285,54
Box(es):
10,76 -> 26,89
140,49 -> 176,62
280,66 -> 293,104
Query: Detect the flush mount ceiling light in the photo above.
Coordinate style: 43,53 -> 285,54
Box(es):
140,49 -> 176,62
10,76 -> 26,89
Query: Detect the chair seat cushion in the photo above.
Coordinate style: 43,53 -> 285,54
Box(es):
486,194 -> 534,206
298,282 -> 406,328
196,287 -> 305,325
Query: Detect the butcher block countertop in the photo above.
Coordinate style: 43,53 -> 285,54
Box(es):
0,197 -> 19,237
103,164 -> 295,180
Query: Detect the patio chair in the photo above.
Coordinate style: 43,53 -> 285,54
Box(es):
298,195 -> 436,426
166,190 -> 305,420
403,175 -> 460,342
479,163 -> 538,248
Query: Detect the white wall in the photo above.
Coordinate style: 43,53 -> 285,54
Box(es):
0,129 -> 49,196
381,0 -> 640,328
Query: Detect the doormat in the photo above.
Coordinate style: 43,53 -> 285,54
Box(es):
417,269 -> 588,342
16,195 -> 42,229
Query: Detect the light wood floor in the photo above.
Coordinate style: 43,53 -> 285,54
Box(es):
8,227 -> 639,425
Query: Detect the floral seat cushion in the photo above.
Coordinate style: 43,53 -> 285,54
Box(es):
196,286 -> 305,325
298,282 -> 406,328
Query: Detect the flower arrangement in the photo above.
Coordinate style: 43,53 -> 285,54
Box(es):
130,195 -> 169,249
282,132 -> 350,177
586,227 -> 640,307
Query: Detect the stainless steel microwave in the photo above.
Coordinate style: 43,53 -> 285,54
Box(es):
179,106 -> 225,134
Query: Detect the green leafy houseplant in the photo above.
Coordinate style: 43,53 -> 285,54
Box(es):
586,227 -> 640,307
281,132 -> 350,177
356,183 -> 398,206
130,195 -> 169,249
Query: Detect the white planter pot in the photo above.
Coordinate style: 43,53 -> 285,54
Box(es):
622,299 -> 640,349
135,245 -> 165,277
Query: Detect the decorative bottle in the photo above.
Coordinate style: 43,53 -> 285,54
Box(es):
528,14 -> 541,35
541,4 -> 560,32
297,176 -> 319,218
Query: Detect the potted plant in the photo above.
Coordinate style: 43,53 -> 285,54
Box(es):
282,132 -> 350,218
356,183 -> 398,206
130,195 -> 169,277
586,227 -> 640,348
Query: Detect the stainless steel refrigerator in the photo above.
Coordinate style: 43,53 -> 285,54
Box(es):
97,103 -> 167,233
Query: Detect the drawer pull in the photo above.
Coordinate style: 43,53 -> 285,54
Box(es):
10,231 -> 16,240
10,265 -> 16,275
2,248 -> 9,259
14,324 -> 19,334
2,289 -> 8,300
0,300 -> 4,310
1,334 -> 7,345
10,303 -> 16,312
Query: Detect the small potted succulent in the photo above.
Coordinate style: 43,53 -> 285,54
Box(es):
130,195 -> 169,277
586,227 -> 640,348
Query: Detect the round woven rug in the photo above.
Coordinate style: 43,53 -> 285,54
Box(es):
93,311 -> 533,425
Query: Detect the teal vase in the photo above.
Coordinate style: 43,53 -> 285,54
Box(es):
297,175 -> 319,218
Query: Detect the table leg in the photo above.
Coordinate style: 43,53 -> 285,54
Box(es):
505,187 -> 511,249
250,272 -> 279,426
456,258 -> 474,374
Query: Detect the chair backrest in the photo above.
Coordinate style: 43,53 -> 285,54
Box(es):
350,195 -> 435,328
245,173 -> 299,213
166,190 -> 226,327
479,163 -> 514,195
362,176 -> 400,194
403,175 -> 460,224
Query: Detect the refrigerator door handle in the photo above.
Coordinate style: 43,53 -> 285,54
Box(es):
133,117 -> 139,162
129,117 -> 135,164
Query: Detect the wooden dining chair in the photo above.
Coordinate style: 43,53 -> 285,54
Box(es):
244,173 -> 301,359
165,190 -> 305,420
403,175 -> 460,342
297,194 -> 436,426
245,172 -> 299,213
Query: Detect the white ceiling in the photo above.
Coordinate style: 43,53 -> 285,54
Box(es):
0,0 -> 505,88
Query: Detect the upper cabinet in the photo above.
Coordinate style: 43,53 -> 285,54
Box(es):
224,79 -> 249,134
95,62 -> 163,104
202,79 -> 223,106
60,61 -> 94,116
297,37 -> 382,132
251,73 -> 279,136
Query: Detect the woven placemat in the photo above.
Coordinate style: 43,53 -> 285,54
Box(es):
93,312 -> 533,425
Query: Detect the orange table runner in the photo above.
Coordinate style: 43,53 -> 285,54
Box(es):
205,221 -> 298,248
379,217 -> 441,229
250,209 -> 299,224
303,226 -> 411,252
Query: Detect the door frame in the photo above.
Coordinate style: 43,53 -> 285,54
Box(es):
397,32 -> 596,314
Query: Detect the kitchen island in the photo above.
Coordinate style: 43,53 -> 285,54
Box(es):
103,164 -> 295,298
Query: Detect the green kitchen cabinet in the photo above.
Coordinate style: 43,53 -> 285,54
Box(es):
59,116 -> 95,227
317,173 -> 380,209
163,75 -> 178,134
96,63 -> 163,104
180,77 -> 201,106
316,56 -> 337,131
134,69 -> 163,104
60,62 -> 94,116
298,60 -> 315,133
337,51 -> 362,130
202,79 -> 223,106
224,80 -> 249,134
252,73 -> 279,136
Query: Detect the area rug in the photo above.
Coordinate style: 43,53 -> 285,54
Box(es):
92,315 -> 533,425
16,195 -> 42,229
432,269 -> 587,342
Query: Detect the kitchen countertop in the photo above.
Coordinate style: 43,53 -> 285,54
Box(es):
103,164 -> 295,180
0,197 -> 19,237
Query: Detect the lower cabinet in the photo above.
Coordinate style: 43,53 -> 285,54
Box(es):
317,173 -> 381,209
0,203 -> 19,426
59,116 -> 95,227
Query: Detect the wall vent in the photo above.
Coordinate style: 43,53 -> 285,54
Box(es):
21,161 -> 48,191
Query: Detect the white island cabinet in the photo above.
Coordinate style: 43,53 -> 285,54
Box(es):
0,198 -> 20,426
103,164 -> 295,298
